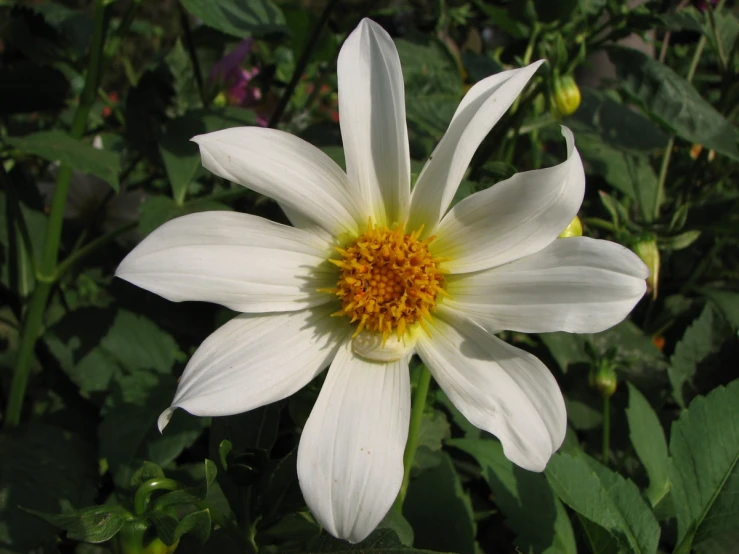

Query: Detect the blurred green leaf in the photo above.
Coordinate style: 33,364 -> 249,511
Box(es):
180,0 -> 286,38
307,526 -> 448,553
626,384 -> 670,508
148,508 -> 212,545
697,287 -> 739,330
668,303 -> 723,406
27,504 -> 131,544
130,462 -> 166,489
608,46 -> 739,161
155,460 -> 217,509
165,39 -> 203,116
538,332 -> 588,373
0,424 -> 98,552
6,131 -> 121,192
670,379 -> 739,554
403,452 -> 476,554
450,438 -> 577,554
546,452 -> 660,554
659,230 -> 701,251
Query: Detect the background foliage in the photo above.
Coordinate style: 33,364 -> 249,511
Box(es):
1,0 -> 738,553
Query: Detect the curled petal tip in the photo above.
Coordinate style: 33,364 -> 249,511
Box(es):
158,407 -> 175,433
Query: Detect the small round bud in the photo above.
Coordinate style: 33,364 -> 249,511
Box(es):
552,74 -> 581,118
558,215 -> 583,238
590,363 -> 618,398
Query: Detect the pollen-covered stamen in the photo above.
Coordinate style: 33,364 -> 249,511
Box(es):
324,221 -> 446,342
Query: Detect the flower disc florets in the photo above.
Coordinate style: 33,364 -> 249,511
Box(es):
325,221 -> 447,341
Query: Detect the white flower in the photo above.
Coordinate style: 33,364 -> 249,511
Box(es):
116,19 -> 647,543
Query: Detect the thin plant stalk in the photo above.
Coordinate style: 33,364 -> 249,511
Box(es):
394,365 -> 433,511
5,0 -> 111,428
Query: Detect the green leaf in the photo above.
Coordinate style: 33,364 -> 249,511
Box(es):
130,462 -> 166,489
165,39 -> 203,117
155,460 -> 217,509
626,384 -> 670,507
545,452 -> 660,554
0,424 -> 98,552
697,287 -> 739,329
138,196 -> 233,236
538,332 -> 588,373
659,230 -> 701,251
6,130 -> 121,191
668,304 -> 723,406
403,452 -> 476,554
158,107 -> 257,206
608,46 -> 739,161
261,449 -> 303,520
449,438 -> 577,554
46,308 -> 183,395
179,0 -> 286,38
670,380 -> 739,554
148,508 -> 212,546
27,504 -> 131,543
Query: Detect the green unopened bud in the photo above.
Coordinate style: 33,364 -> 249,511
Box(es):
212,91 -> 228,108
633,236 -> 660,299
590,363 -> 617,398
558,215 -> 583,238
552,74 -> 581,118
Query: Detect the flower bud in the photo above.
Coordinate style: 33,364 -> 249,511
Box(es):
590,363 -> 617,398
552,74 -> 581,118
632,236 -> 660,299
558,215 -> 583,238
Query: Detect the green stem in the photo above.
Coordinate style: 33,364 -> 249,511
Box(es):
394,366 -> 432,511
653,34 -> 706,220
134,478 -> 181,516
267,0 -> 340,128
4,0 -> 110,428
602,395 -> 611,464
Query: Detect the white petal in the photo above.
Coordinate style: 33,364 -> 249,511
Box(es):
443,237 -> 648,334
432,126 -> 585,273
158,305 -> 348,431
116,211 -> 337,313
297,341 -> 410,543
416,314 -> 565,472
193,127 -> 363,237
408,61 -> 545,232
338,18 -> 411,227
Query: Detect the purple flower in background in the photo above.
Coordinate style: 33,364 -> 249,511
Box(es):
694,0 -> 719,12
209,39 -> 263,110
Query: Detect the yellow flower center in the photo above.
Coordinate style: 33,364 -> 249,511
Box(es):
323,222 -> 447,342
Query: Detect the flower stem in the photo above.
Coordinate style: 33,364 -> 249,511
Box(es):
134,478 -> 181,515
267,0 -> 340,128
4,0 -> 110,428
602,395 -> 611,464
55,221 -> 137,280
395,365 -> 432,512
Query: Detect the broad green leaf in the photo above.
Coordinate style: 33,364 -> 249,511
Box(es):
659,230 -> 701,251
179,0 -> 285,38
261,449 -> 303,521
546,452 -> 660,554
697,287 -> 739,329
670,380 -> 739,554
565,398 -> 603,431
668,304 -> 724,406
27,504 -> 131,543
148,508 -> 212,546
403,452 -> 476,554
6,131 -> 121,191
449,438 -> 577,554
138,196 -> 233,236
0,424 -> 98,552
158,107 -> 257,206
129,462 -> 165,489
608,46 -> 739,161
626,384 -> 670,507
538,332 -> 588,373
46,308 -> 183,395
